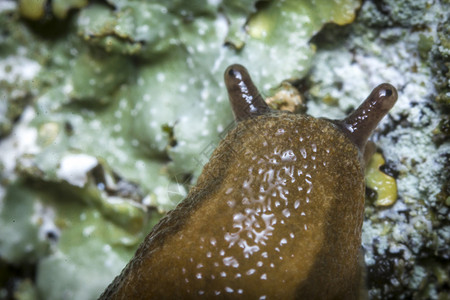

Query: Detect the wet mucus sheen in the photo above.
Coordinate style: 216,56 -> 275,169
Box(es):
100,64 -> 397,299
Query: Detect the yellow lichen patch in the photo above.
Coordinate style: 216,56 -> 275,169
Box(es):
52,0 -> 89,19
19,0 -> 46,20
322,94 -> 339,106
247,9 -> 273,40
265,82 -> 305,113
365,153 -> 398,206
18,0 -> 89,20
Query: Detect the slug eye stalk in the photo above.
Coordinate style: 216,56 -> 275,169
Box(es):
337,83 -> 398,151
224,64 -> 271,122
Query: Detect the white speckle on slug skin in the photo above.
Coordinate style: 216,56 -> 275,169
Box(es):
246,269 -> 256,275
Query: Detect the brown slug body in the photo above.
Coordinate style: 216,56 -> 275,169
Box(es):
100,65 -> 397,299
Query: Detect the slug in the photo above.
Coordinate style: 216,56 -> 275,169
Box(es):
100,64 -> 397,299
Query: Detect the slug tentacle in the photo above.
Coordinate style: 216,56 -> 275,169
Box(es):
224,64 -> 271,121
337,83 -> 398,151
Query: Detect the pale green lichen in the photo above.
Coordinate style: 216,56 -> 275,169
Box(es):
0,53 -> 40,137
77,3 -> 178,57
0,185 -> 49,264
14,279 -> 38,300
0,180 -> 160,299
69,52 -> 132,104
1,0 -> 362,298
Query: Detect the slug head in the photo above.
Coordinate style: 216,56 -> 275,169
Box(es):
224,64 -> 398,153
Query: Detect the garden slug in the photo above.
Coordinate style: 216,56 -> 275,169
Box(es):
100,64 -> 397,299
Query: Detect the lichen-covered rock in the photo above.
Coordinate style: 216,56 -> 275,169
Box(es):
306,1 -> 449,298
4,0 -> 448,299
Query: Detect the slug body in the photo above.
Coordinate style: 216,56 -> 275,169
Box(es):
101,65 -> 397,299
